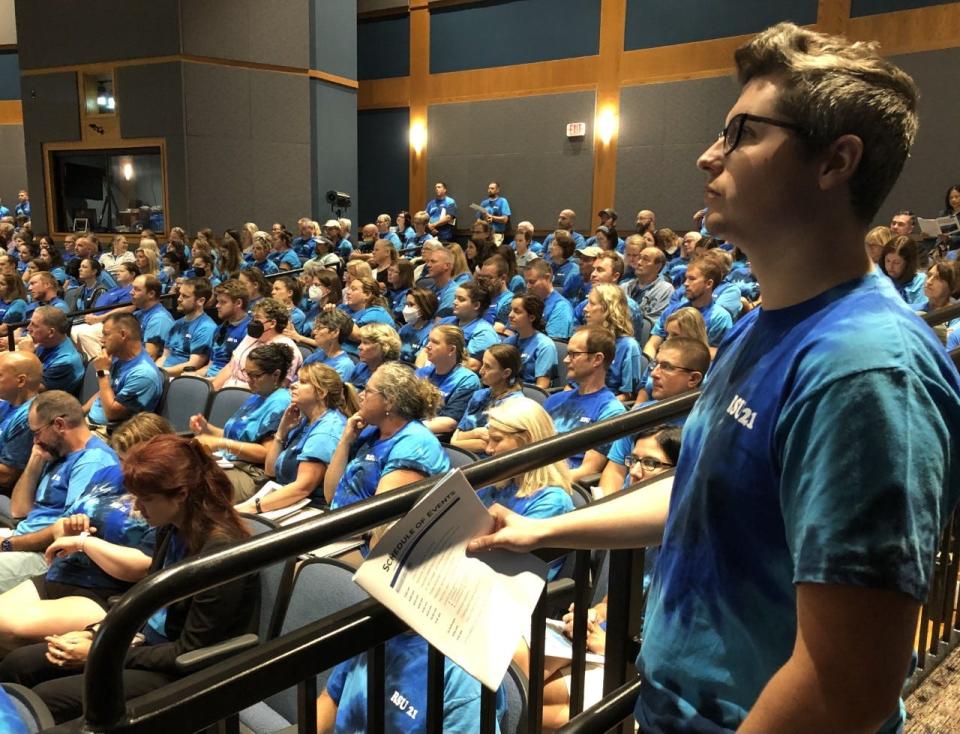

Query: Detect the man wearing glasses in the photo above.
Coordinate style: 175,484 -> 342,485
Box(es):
0,391 -> 119,592
472,22 -> 960,733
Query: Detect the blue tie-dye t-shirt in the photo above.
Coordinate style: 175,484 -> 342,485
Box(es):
0,687 -> 27,734
327,633 -> 505,734
543,386 -> 625,468
636,271 -> 960,733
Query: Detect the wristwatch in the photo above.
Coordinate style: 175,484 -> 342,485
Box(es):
96,369 -> 110,378
0,538 -> 12,552
254,497 -> 263,514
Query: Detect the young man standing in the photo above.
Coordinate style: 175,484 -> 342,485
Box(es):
472,22 -> 960,734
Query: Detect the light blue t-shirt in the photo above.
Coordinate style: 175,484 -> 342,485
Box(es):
302,349 -> 356,383
415,364 -> 481,424
503,331 -> 558,385
433,280 -> 458,318
331,420 -> 449,510
543,386 -> 625,468
636,271 -> 960,734
457,387 -> 524,433
221,388 -> 292,459
14,436 -> 120,535
476,481 -> 574,580
164,312 -> 217,367
274,411 -> 346,498
87,350 -> 165,425
327,633 -> 504,733
439,316 -> 499,360
542,290 -> 575,339
0,687 -> 27,734
268,249 -> 301,271
477,195 -> 512,234
0,298 -> 26,325
0,397 -> 35,472
134,302 -> 175,352
652,298 -> 733,347
607,335 -> 643,397
426,196 -> 458,241
348,360 -> 374,390
35,338 -> 85,395
341,305 -> 396,356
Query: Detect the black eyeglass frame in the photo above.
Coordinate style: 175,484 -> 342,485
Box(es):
720,113 -> 809,155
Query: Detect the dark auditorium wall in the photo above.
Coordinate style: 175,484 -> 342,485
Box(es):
358,107 -> 409,225
312,79 -> 360,224
0,48 -> 27,212
426,91 -> 596,230
359,14 -> 410,79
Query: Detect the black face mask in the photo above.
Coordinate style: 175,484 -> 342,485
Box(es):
194,267 -> 206,277
247,320 -> 265,339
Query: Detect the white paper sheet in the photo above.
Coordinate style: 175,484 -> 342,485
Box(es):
246,480 -> 312,521
353,469 -> 548,690
542,619 -> 605,664
917,215 -> 960,238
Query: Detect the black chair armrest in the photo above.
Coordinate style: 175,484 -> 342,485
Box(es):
174,633 -> 260,674
577,472 -> 601,488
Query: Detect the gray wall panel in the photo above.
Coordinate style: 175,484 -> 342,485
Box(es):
183,63 -> 251,140
19,72 -> 81,232
181,0 -> 309,69
185,135 -> 253,233
117,62 -> 184,139
616,77 -> 739,231
163,135 -> 188,233
310,79 -> 358,225
250,71 -> 310,145
252,140 -> 312,230
312,0 -> 357,80
878,48 -> 960,225
427,92 -> 596,231
15,0 -> 179,69
358,107 -> 408,225
0,124 -> 27,214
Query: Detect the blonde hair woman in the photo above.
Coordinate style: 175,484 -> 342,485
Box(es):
350,322 -> 401,390
478,397 -> 574,579
864,225 -> 892,264
449,243 -> 471,284
583,283 -> 642,401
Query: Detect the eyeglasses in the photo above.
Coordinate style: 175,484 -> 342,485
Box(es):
624,454 -> 673,472
649,360 -> 698,374
29,415 -> 65,437
566,350 -> 599,359
246,370 -> 266,379
360,387 -> 384,398
719,113 -> 808,155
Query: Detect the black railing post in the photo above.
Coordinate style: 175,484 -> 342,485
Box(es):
426,644 -> 445,734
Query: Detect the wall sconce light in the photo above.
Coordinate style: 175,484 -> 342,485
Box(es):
596,106 -> 619,145
122,161 -> 134,181
409,120 -> 427,155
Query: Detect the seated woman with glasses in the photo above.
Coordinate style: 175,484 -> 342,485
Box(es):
300,309 -> 356,382
210,298 -> 302,390
191,343 -> 294,501
325,363 -> 449,543
582,283 -> 643,402
349,323 -> 402,391
0,434 -> 259,725
502,294 -> 558,390
450,344 -> 525,455
415,325 -> 482,439
235,362 -> 357,516
439,279 -> 499,372
477,397 -> 575,579
597,422 -> 683,498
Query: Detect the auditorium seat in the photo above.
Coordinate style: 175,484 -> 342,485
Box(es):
206,386 -> 253,427
2,683 -> 56,733
161,375 -> 212,433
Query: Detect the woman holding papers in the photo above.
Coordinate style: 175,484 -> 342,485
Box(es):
235,363 -> 357,516
478,397 -> 574,580
938,184 -> 960,252
325,362 -> 450,513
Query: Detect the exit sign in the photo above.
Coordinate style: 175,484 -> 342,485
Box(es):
566,122 -> 586,138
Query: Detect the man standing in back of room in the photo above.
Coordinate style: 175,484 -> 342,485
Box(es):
477,181 -> 511,243
471,22 -> 960,734
426,182 -> 457,242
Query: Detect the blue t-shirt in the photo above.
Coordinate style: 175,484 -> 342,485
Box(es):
14,436 -> 120,536
0,397 -> 35,472
891,270 -> 926,309
439,316 -> 498,360
607,335 -> 643,397
46,464 -> 155,593
457,387 -> 524,433
550,259 -> 581,302
145,530 -> 188,642
221,388 -> 292,459
244,258 -> 279,276
23,297 -> 69,322
134,302 -> 175,352
327,633 -> 504,734
386,288 -> 409,323
0,298 -> 26,325
543,231 -> 586,251
415,364 -> 481,424
477,196 -> 512,234
542,290 -> 575,339
488,289 -> 514,326
476,481 -> 574,580
426,196 -> 458,241
331,421 -> 450,510
274,411 -> 345,498
399,321 -> 433,365
87,350 -> 165,425
348,361 -> 374,390
433,280 -> 458,319
504,332 -> 558,385
35,338 -> 85,395
342,306 -> 396,356
207,316 -> 251,378
636,271 -> 960,734
302,349 -> 356,383
268,248 -> 301,271
0,687 -> 27,734
543,387 -> 625,468
164,312 -> 217,367
93,284 -> 134,309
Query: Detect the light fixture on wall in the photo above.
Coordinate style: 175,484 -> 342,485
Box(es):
122,161 -> 135,181
409,120 -> 427,155
596,106 -> 619,145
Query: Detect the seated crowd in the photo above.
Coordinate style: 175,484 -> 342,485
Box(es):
0,185 -> 956,731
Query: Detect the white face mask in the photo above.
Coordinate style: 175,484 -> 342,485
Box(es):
162,265 -> 176,278
308,285 -> 328,302
401,305 -> 420,324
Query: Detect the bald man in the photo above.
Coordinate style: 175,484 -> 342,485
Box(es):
542,209 -> 586,251
0,351 -> 43,489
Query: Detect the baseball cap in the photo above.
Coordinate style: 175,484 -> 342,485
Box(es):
323,219 -> 341,229
575,246 -> 604,259
597,208 -> 618,220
